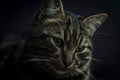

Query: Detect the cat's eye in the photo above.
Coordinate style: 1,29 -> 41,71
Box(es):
76,46 -> 83,52
53,38 -> 63,47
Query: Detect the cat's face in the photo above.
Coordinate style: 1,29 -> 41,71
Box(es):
18,0 -> 107,80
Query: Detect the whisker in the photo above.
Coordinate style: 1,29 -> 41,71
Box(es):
18,58 -> 50,64
93,33 -> 111,37
27,58 -> 50,62
89,56 -> 102,62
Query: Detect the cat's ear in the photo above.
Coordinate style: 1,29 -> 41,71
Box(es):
38,0 -> 65,20
82,13 -> 108,36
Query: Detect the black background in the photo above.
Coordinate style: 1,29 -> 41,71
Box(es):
0,0 -> 120,80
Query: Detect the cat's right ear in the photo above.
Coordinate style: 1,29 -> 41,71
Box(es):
37,0 -> 65,20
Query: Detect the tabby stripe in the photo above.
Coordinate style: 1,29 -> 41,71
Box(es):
81,48 -> 90,53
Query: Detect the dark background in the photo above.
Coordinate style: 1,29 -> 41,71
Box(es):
0,0 -> 120,80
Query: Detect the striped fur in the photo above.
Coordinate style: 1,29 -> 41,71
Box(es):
17,0 -> 107,80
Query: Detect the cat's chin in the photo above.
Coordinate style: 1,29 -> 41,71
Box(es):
50,67 -> 86,79
17,56 -> 87,79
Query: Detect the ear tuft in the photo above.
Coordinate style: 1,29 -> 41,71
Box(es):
40,0 -> 65,18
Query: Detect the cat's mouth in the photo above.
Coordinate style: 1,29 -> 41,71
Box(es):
17,55 -> 88,79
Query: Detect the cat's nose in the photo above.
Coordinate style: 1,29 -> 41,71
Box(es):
65,55 -> 73,67
63,50 -> 74,67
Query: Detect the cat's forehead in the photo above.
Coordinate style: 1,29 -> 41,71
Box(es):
42,22 -> 65,39
40,16 -> 83,39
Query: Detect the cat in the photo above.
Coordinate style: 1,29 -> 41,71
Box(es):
0,0 -> 107,80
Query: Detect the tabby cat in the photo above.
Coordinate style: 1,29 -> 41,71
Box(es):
17,0 -> 108,80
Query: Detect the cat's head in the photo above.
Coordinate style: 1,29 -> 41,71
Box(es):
19,0 -> 107,80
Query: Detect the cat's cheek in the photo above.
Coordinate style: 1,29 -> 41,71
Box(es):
77,57 -> 90,69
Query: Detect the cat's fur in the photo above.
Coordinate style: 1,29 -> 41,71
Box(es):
0,0 -> 107,80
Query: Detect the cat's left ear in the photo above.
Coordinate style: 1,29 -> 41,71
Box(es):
82,13 -> 108,36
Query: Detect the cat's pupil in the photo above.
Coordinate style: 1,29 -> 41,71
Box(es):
53,38 -> 63,47
76,46 -> 83,52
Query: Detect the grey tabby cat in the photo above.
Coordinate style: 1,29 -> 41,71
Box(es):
18,0 -> 108,80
